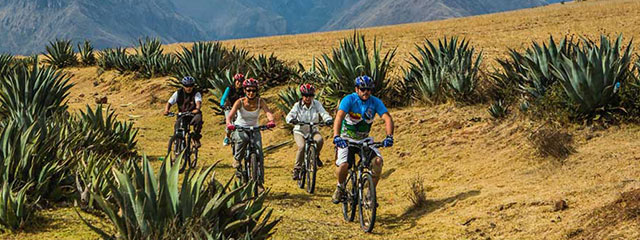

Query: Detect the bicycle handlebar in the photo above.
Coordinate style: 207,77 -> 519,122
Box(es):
166,112 -> 195,118
290,121 -> 331,127
234,125 -> 271,131
346,140 -> 385,148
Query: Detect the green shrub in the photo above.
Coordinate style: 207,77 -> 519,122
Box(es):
403,37 -> 482,104
0,180 -> 32,232
67,105 -> 138,157
77,40 -> 96,66
0,57 -> 73,119
173,42 -> 226,89
136,37 -> 175,78
251,53 -> 296,89
81,155 -> 280,239
552,34 -> 633,118
73,152 -> 122,210
316,33 -> 396,105
44,39 -> 78,68
488,100 -> 509,119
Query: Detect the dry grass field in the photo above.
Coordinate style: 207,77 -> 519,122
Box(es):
3,0 -> 640,239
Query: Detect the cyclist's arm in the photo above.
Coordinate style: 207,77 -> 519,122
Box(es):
285,102 -> 299,124
316,100 -> 333,122
226,99 -> 242,126
333,110 -> 346,137
164,91 -> 178,115
220,87 -> 230,107
260,98 -> 275,122
381,112 -> 394,136
193,92 -> 202,113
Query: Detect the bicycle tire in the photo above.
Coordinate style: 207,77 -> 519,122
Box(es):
297,145 -> 307,189
342,170 -> 357,222
180,134 -> 190,173
190,138 -> 198,169
167,135 -> 184,166
358,172 -> 377,233
305,145 -> 317,194
249,152 -> 261,191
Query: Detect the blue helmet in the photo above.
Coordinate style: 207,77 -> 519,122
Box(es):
355,75 -> 374,89
181,76 -> 195,87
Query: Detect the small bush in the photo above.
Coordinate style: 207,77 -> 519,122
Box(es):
528,125 -> 576,159
44,39 -> 78,68
77,40 -> 96,66
406,175 -> 428,210
488,100 -> 509,119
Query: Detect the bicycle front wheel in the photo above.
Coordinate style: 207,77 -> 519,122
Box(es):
249,152 -> 263,185
342,170 -> 357,222
305,145 -> 317,194
167,135 -> 185,166
358,172 -> 377,232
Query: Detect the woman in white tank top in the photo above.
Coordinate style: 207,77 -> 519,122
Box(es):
225,78 -> 276,187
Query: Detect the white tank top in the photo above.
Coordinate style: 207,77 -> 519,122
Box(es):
234,98 -> 261,127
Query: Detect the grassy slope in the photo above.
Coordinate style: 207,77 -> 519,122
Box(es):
4,0 -> 640,239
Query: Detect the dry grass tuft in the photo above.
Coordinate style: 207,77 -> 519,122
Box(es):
528,125 -> 576,160
406,175 -> 430,211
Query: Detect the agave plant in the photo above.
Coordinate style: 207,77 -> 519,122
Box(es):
173,42 -> 226,89
491,36 -> 575,101
97,48 -> 140,73
80,155 -> 279,239
67,105 -> 138,157
316,33 -> 396,105
77,40 -> 96,66
488,100 -> 509,119
552,34 -> 633,117
403,37 -> 482,103
0,180 -> 32,232
0,57 -> 73,119
250,53 -> 296,89
136,37 -> 175,78
73,152 -> 121,210
223,46 -> 253,74
0,54 -> 14,78
276,86 -> 302,115
44,39 -> 78,68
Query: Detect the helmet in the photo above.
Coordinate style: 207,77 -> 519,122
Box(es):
242,78 -> 259,88
355,75 -> 374,89
233,73 -> 245,81
181,76 -> 195,87
299,83 -> 315,95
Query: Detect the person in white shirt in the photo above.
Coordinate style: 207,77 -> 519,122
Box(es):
163,76 -> 203,147
285,83 -> 333,180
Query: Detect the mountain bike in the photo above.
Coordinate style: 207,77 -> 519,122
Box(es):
291,121 -> 329,194
166,112 -> 199,172
340,139 -> 385,233
234,125 -> 270,192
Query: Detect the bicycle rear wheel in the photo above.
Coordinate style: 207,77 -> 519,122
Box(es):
342,170 -> 357,222
358,172 -> 377,232
305,145 -> 317,194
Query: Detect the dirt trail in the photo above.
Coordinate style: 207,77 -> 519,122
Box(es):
9,67 -> 631,240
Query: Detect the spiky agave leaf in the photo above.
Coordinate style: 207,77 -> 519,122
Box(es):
173,41 -> 226,89
0,180 -> 33,232
250,53 -> 296,89
77,40 -> 96,66
552,34 -> 633,117
43,39 -> 78,68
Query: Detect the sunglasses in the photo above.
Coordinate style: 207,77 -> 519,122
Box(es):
302,94 -> 315,97
245,89 -> 258,93
358,87 -> 373,92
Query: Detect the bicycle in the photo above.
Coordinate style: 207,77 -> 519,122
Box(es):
233,125 -> 270,192
339,139 -> 385,233
291,121 -> 329,194
166,112 -> 199,172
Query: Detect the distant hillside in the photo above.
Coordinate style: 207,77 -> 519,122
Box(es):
0,0 -> 563,54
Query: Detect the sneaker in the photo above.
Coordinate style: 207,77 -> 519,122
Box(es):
331,186 -> 344,204
292,168 -> 301,180
316,156 -> 324,167
223,137 -> 230,146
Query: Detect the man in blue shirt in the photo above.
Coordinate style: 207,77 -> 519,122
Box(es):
331,75 -> 395,204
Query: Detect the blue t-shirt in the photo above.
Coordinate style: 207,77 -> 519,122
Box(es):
338,93 -> 388,140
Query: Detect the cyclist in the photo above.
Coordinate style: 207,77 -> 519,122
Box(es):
220,73 -> 246,145
285,83 -> 333,180
163,76 -> 203,147
226,78 -> 276,182
331,75 -> 394,204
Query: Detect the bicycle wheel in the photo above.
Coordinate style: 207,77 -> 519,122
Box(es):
342,170 -> 357,222
358,172 -> 377,232
190,138 -> 198,169
297,146 -> 307,189
167,135 -> 184,165
305,145 -> 317,194
249,152 -> 261,184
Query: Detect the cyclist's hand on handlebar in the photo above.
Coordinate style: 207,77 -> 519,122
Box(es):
267,120 -> 276,129
325,119 -> 334,126
227,124 -> 236,131
191,109 -> 200,114
289,119 -> 299,125
163,110 -> 170,116
333,136 -> 347,148
383,135 -> 394,147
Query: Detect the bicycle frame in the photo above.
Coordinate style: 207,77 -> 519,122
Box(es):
235,125 -> 269,184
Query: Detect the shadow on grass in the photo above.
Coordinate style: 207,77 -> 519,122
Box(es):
378,190 -> 481,230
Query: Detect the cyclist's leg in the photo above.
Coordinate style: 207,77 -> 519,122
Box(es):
190,113 -> 203,140
333,146 -> 356,203
292,133 -> 305,179
223,109 -> 231,144
232,131 -> 249,170
312,132 -> 324,166
369,147 -> 384,187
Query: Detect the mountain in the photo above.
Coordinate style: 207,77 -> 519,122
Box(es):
0,0 -> 204,54
0,0 -> 563,54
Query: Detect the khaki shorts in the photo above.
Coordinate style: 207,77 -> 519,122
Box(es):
335,137 -> 382,167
